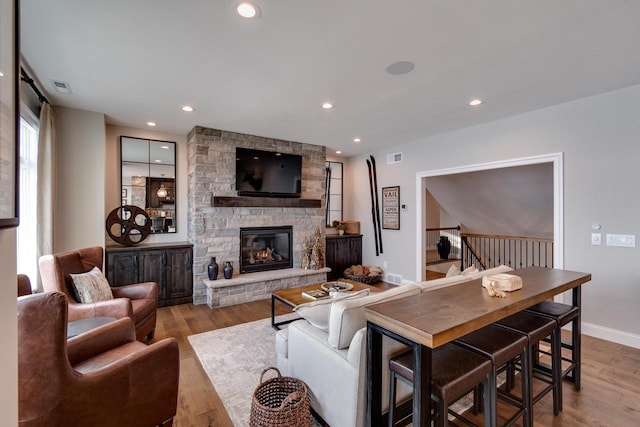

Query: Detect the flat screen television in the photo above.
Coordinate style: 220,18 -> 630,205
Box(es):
235,147 -> 302,198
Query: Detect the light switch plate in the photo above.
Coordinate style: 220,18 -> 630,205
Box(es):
591,233 -> 602,245
606,234 -> 636,247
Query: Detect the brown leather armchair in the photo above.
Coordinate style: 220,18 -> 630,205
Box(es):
39,246 -> 157,341
18,291 -> 179,427
17,274 -> 32,296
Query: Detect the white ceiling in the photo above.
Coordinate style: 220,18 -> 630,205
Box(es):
20,0 -> 640,157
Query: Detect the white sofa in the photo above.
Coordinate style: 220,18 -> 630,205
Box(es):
275,265 -> 514,427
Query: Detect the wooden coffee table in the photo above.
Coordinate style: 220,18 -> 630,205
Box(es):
271,278 -> 394,330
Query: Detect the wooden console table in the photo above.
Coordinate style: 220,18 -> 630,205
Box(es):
365,267 -> 591,427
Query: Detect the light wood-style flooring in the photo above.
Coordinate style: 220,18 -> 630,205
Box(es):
155,300 -> 640,427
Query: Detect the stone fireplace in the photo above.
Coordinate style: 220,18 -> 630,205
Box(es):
240,226 -> 293,273
187,126 -> 328,306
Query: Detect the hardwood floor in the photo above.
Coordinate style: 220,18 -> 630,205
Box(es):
155,300 -> 640,426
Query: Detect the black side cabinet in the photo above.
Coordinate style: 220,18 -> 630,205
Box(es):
105,242 -> 193,307
325,235 -> 363,281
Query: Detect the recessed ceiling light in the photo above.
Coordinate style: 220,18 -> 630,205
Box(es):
469,99 -> 482,106
322,102 -> 334,109
386,61 -> 415,75
353,138 -> 361,143
336,151 -> 342,154
0,72 -> 4,77
147,121 -> 156,127
182,105 -> 195,112
234,2 -> 261,19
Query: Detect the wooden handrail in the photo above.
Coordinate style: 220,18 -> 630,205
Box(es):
461,232 -> 553,242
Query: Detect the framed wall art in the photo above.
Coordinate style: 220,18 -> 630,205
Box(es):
382,186 -> 400,230
0,0 -> 20,228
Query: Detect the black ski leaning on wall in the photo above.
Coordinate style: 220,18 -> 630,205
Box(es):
370,155 -> 383,254
366,159 -> 380,256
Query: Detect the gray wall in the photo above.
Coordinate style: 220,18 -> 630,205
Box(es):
0,228 -> 17,424
54,107 -> 106,252
346,84 -> 640,347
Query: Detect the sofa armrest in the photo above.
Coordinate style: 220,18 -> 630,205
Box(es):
67,298 -> 133,321
111,281 -> 157,300
67,317 -> 136,365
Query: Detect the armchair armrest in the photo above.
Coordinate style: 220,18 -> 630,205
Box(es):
111,281 -> 158,300
67,297 -> 133,322
67,317 -> 136,365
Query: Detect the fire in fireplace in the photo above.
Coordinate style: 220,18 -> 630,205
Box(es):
240,226 -> 293,273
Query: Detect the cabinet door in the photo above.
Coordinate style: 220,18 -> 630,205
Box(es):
348,236 -> 363,266
165,248 -> 193,301
106,251 -> 140,286
139,250 -> 167,302
325,238 -> 339,281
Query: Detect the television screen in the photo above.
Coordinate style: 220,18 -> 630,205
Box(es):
235,148 -> 302,197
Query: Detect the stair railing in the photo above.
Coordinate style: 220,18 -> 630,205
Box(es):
461,232 -> 554,271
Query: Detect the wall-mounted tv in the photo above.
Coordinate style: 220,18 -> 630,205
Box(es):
235,148 -> 302,198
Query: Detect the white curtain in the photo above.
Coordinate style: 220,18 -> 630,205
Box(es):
36,103 -> 55,292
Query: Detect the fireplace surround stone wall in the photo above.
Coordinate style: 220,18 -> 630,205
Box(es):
187,126 -> 327,305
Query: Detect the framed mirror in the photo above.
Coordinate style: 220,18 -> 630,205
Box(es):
325,161 -> 343,226
120,136 -> 176,233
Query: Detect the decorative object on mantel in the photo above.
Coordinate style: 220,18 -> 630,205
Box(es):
310,227 -> 325,270
343,265 -> 383,284
207,257 -> 219,280
105,205 -> 151,246
223,261 -> 234,279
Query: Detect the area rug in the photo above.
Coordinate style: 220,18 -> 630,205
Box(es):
188,315 -> 504,426
187,314 -> 323,426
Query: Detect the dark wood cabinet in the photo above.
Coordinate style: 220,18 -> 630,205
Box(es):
105,242 -> 193,307
325,235 -> 362,281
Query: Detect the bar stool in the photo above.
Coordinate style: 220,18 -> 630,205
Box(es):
494,311 -> 562,416
454,324 -> 531,427
525,301 -> 581,390
388,343 -> 493,427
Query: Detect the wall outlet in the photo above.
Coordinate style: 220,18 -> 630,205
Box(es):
591,233 -> 602,245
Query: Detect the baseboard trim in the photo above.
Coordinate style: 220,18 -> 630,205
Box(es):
582,321 -> 640,349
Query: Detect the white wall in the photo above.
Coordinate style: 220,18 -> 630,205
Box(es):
0,228 -> 17,425
54,107 -> 107,252
105,125 -> 188,244
346,84 -> 640,347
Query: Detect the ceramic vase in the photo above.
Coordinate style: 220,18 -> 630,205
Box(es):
207,257 -> 219,280
436,236 -> 451,260
223,261 -> 234,279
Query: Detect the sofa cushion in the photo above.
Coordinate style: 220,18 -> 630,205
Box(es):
328,284 -> 421,349
70,267 -> 114,303
464,264 -> 514,280
415,274 -> 473,292
294,289 -> 370,330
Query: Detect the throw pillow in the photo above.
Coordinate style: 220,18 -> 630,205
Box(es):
445,264 -> 461,277
462,265 -> 478,275
294,289 -> 370,330
70,266 -> 114,303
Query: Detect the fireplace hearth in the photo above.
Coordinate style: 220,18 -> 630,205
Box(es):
240,226 -> 293,274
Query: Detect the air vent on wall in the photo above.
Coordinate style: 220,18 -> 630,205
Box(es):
50,79 -> 72,94
386,152 -> 403,164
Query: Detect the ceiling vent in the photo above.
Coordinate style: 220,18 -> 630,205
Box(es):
50,79 -> 72,94
386,152 -> 403,165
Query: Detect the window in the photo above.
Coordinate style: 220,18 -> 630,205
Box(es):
325,161 -> 343,226
17,116 -> 39,289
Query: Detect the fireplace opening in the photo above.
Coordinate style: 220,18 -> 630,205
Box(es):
240,226 -> 293,274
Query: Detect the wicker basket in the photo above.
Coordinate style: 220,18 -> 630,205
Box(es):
250,367 -> 311,427
344,274 -> 382,284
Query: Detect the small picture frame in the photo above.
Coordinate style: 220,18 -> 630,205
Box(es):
382,186 -> 400,230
